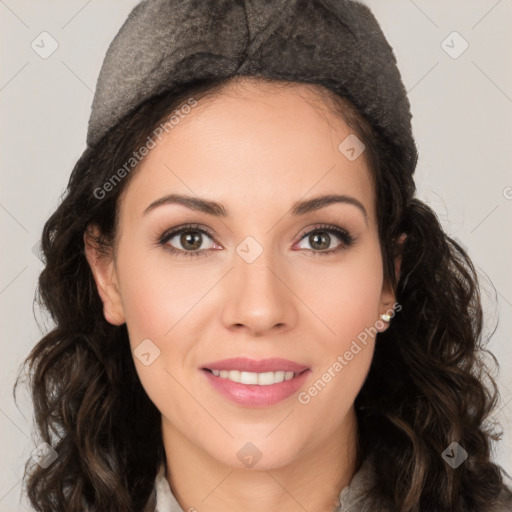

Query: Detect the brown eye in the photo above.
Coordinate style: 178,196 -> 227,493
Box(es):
166,229 -> 215,252
295,224 -> 355,254
307,231 -> 331,251
159,224 -> 217,258
178,231 -> 204,251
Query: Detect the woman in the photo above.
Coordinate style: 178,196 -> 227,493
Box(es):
16,0 -> 512,511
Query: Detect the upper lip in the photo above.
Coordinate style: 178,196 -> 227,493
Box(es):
201,357 -> 309,373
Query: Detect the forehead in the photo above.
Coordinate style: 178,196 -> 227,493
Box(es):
119,79 -> 376,223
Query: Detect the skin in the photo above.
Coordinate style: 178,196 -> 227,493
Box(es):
85,78 -> 402,512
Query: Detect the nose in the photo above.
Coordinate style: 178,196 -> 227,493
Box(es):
220,244 -> 298,336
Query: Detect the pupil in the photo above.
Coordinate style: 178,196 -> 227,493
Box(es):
181,231 -> 201,250
311,232 -> 329,250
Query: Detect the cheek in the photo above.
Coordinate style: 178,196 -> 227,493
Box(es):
301,244 -> 384,340
296,258 -> 381,430
296,243 -> 382,411
116,248 -> 197,419
115,243 -> 209,410
116,241 -> 207,346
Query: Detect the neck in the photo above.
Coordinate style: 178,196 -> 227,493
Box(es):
162,408 -> 360,512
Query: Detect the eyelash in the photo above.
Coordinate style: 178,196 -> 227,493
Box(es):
157,223 -> 356,259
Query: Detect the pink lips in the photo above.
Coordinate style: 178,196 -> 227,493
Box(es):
200,357 -> 311,407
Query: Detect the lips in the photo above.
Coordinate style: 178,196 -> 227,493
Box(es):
201,357 -> 309,373
201,365 -> 311,407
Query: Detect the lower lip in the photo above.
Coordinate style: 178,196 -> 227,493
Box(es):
201,369 -> 311,407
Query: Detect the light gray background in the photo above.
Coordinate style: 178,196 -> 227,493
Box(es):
1,1 -> 511,510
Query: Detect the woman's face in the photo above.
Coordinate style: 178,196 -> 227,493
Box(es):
86,79 -> 398,470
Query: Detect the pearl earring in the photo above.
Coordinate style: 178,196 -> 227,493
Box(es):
380,313 -> 391,322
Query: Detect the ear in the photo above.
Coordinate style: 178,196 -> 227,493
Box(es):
83,225 -> 126,326
377,233 -> 406,332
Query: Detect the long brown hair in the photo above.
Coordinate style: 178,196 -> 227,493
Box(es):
15,76 -> 511,511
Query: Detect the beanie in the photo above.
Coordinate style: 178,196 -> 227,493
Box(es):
86,0 -> 418,175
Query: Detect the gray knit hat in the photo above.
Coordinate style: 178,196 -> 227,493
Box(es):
86,0 -> 418,174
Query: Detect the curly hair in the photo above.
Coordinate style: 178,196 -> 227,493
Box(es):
15,74 -> 511,512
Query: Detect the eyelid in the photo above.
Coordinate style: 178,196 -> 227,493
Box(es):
295,223 -> 349,242
158,223 -> 217,244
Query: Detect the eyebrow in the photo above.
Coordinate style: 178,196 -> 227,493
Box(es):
143,193 -> 368,222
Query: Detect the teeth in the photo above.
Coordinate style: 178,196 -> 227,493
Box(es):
210,369 -> 297,385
